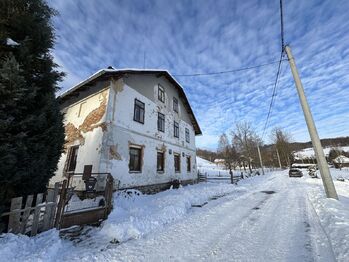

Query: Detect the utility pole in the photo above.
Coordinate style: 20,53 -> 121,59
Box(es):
285,45 -> 338,199
257,145 -> 265,175
276,148 -> 282,169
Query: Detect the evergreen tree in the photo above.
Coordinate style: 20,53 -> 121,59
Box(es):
0,0 -> 65,227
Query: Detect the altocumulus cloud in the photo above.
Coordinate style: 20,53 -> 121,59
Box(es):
49,0 -> 349,149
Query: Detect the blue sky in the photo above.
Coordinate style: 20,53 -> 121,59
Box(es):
49,0 -> 349,150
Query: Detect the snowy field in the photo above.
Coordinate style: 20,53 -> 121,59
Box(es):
1,169 -> 349,261
294,146 -> 349,159
197,156 -> 230,177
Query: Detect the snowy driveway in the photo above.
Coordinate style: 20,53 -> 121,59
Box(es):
98,173 -> 335,262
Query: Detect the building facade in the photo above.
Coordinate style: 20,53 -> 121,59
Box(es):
49,69 -> 202,193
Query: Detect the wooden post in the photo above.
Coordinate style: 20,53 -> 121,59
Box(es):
42,184 -> 59,231
8,197 -> 22,234
20,195 -> 33,234
104,174 -> 114,218
55,180 -> 68,229
31,193 -> 43,236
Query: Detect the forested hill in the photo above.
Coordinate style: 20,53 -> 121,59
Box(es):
289,136 -> 349,151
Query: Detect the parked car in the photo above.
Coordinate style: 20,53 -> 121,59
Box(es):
289,168 -> 303,177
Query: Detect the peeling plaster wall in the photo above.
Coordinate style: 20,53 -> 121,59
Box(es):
49,82 -> 110,187
99,76 -> 197,189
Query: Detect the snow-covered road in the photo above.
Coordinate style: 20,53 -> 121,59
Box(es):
2,170 -> 349,261
99,173 -> 336,262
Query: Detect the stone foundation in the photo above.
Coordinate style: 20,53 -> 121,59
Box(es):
119,179 -> 197,194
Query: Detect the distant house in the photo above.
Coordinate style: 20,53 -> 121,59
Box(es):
333,155 -> 349,168
214,159 -> 225,167
49,68 -> 202,193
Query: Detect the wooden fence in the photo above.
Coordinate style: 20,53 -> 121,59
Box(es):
1,182 -> 60,236
1,173 -> 115,236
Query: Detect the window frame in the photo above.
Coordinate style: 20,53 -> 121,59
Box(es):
158,84 -> 165,103
67,145 -> 79,173
186,156 -> 191,172
133,99 -> 145,124
174,153 -> 181,173
129,146 -> 142,172
157,112 -> 165,132
173,97 -> 178,113
157,151 -> 165,172
174,121 -> 179,138
185,128 -> 190,143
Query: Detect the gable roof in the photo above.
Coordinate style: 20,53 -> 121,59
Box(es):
58,68 -> 202,135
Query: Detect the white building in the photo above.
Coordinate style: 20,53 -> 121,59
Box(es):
49,68 -> 202,193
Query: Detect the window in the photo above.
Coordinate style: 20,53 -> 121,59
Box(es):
158,112 -> 165,132
174,121 -> 179,138
186,156 -> 191,172
173,97 -> 178,112
134,99 -> 145,124
129,147 -> 142,172
158,84 -> 165,102
157,151 -> 164,172
185,128 -> 190,143
67,146 -> 79,172
174,154 -> 180,172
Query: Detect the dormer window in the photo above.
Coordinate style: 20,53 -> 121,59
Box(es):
173,97 -> 178,113
158,84 -> 165,103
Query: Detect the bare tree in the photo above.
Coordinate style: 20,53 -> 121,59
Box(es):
271,127 -> 292,167
232,122 -> 261,173
217,133 -> 238,174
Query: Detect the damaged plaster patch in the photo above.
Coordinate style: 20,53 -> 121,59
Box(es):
79,91 -> 108,133
109,145 -> 122,160
64,122 -> 85,149
63,90 -> 109,149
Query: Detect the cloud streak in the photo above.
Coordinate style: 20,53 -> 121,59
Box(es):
49,0 -> 349,149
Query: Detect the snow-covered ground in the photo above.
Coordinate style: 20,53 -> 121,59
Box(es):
1,169 -> 349,261
197,156 -> 230,177
294,146 -> 349,159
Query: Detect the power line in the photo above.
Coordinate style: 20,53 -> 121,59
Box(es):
261,52 -> 284,139
280,0 -> 285,51
173,59 -> 288,77
260,0 -> 286,139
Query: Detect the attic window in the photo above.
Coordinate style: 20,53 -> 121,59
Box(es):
173,97 -> 178,113
158,84 -> 165,103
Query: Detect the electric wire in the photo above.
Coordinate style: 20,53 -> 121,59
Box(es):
261,0 -> 286,139
173,59 -> 288,77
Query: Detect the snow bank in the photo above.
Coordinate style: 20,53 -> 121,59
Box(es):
98,182 -> 240,243
305,170 -> 349,261
0,230 -> 71,262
